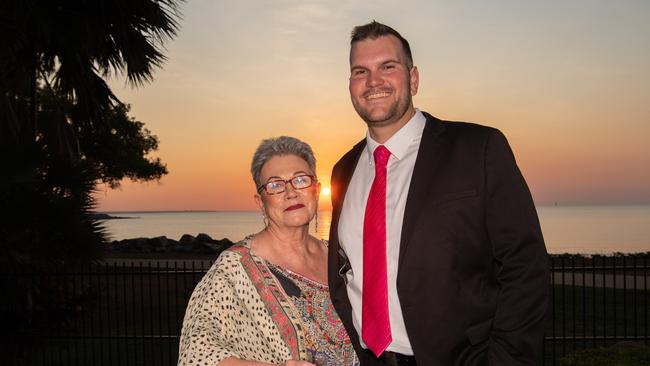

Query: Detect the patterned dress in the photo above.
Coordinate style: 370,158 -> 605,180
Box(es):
178,237 -> 359,366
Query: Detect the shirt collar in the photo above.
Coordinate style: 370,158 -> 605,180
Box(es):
365,109 -> 426,163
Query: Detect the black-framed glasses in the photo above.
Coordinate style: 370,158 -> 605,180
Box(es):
257,175 -> 317,195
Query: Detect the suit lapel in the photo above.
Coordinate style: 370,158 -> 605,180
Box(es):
331,139 -> 365,226
398,113 -> 447,269
328,139 -> 366,351
329,139 -> 365,294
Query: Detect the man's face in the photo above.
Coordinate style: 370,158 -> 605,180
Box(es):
349,35 -> 419,128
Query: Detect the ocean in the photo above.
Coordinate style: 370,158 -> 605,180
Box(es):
101,205 -> 650,254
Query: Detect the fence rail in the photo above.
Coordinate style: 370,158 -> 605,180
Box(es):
545,254 -> 649,364
2,254 -> 649,366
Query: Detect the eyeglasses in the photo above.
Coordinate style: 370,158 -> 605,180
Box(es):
257,175 -> 317,195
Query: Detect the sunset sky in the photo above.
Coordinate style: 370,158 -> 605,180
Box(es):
97,0 -> 650,212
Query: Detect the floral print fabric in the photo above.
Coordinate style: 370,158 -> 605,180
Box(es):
178,237 -> 358,366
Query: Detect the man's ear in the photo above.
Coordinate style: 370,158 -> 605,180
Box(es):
410,66 -> 419,96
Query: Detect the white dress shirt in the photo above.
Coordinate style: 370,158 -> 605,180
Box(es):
338,109 -> 426,355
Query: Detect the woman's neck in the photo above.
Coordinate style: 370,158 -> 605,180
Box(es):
252,224 -> 316,260
264,224 -> 310,249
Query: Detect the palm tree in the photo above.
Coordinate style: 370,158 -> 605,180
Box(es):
0,1 -> 182,357
2,0 -> 181,154
1,0 -> 181,256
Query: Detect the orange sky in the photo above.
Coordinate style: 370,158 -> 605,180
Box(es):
97,1 -> 650,212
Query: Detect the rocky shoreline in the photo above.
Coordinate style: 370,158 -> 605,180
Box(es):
107,234 -> 650,259
107,233 -> 233,256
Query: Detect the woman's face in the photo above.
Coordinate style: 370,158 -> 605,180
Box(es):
255,154 -> 320,230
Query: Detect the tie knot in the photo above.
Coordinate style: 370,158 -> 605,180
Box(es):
373,145 -> 391,167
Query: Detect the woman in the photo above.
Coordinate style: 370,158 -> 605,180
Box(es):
178,136 -> 358,366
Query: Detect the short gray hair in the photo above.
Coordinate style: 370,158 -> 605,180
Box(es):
251,136 -> 317,188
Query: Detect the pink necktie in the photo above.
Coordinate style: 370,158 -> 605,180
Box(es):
362,145 -> 392,357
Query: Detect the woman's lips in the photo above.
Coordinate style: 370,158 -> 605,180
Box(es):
285,204 -> 305,211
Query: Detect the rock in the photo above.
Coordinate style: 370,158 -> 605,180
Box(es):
179,234 -> 196,245
197,242 -> 220,253
196,233 -> 215,243
165,238 -> 181,252
147,236 -> 169,252
216,238 -> 234,248
110,240 -> 121,251
131,237 -> 151,252
105,234 -> 234,255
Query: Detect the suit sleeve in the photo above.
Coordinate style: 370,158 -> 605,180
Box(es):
328,164 -> 346,300
484,129 -> 549,365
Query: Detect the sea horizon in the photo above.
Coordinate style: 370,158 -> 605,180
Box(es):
99,204 -> 650,255
99,203 -> 650,214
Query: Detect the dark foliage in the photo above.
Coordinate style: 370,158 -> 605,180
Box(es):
0,0 -> 182,358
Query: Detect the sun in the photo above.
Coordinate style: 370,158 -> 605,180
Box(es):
321,187 -> 331,196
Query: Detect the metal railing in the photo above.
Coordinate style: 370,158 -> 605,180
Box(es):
545,254 -> 649,365
2,254 -> 648,365
3,259 -> 212,366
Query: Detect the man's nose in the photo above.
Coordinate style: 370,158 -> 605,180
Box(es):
366,71 -> 383,87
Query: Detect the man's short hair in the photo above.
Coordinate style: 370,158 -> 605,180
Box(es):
350,21 -> 413,69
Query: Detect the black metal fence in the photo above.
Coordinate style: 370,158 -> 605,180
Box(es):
2,254 -> 649,366
545,254 -> 649,364
3,259 -> 212,366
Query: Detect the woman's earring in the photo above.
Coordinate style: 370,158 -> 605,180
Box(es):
262,211 -> 269,228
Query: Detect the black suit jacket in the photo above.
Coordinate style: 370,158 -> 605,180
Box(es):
328,112 -> 549,366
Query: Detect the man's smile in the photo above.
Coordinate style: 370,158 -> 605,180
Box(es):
364,89 -> 392,101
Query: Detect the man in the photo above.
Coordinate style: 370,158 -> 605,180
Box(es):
328,21 -> 549,366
